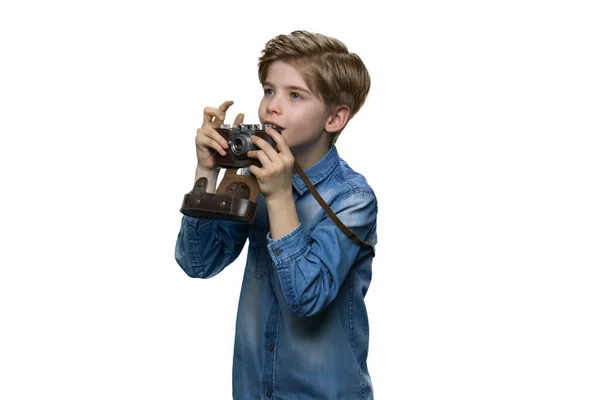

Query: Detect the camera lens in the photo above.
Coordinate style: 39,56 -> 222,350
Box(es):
232,137 -> 245,154
231,131 -> 253,157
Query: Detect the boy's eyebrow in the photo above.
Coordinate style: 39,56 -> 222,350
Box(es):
263,81 -> 312,94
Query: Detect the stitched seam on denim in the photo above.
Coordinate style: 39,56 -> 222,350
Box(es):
271,310 -> 280,399
349,272 -> 367,400
361,357 -> 367,400
348,272 -> 355,347
260,304 -> 268,397
275,223 -> 302,242
291,263 -> 306,317
331,161 -> 344,184
284,262 -> 305,317
361,371 -> 367,400
272,229 -> 308,265
277,242 -> 308,264
358,329 -> 367,400
335,186 -> 375,204
247,247 -> 264,279
187,218 -> 204,272
312,154 -> 338,184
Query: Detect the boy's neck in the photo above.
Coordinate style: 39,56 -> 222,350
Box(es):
292,144 -> 331,172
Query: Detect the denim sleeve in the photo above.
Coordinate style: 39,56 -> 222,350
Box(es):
266,189 -> 377,317
175,215 -> 249,278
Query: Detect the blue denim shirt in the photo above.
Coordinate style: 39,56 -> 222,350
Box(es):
175,146 -> 378,399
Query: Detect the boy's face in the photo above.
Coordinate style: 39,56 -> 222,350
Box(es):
259,61 -> 331,157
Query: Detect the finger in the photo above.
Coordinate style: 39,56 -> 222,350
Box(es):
205,128 -> 229,149
218,100 -> 234,112
251,133 -> 280,160
197,135 -> 226,156
264,126 -> 292,157
233,112 -> 245,126
247,164 -> 260,177
196,139 -> 227,156
197,129 -> 228,154
247,149 -> 272,169
196,127 -> 229,149
203,106 -> 226,127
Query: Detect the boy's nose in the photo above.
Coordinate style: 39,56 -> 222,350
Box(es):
266,97 -> 282,115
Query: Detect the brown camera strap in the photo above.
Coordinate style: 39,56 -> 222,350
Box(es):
293,161 -> 375,251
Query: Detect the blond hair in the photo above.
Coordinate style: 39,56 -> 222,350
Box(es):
258,30 -> 370,144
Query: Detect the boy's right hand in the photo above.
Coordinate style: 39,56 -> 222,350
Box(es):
196,100 -> 244,170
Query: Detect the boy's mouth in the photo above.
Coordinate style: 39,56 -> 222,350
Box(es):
264,120 -> 285,131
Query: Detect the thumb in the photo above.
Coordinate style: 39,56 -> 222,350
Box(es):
233,112 -> 244,126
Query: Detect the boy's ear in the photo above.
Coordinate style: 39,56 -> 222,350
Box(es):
325,105 -> 350,133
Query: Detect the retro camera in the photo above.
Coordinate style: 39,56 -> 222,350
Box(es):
214,124 -> 278,169
180,124 -> 280,223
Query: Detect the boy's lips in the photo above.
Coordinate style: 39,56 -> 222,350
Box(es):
264,120 -> 285,131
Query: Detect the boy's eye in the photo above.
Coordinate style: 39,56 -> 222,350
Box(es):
290,92 -> 302,99
264,88 -> 274,95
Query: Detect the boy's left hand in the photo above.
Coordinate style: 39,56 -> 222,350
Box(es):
247,127 -> 294,202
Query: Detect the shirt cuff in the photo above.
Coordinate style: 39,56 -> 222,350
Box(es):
266,223 -> 307,266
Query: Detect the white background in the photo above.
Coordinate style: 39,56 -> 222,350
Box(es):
1,0 -> 599,399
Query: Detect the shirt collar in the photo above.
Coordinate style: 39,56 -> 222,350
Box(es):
292,146 -> 340,195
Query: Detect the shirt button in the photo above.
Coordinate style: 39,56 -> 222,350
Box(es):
273,248 -> 282,256
268,344 -> 274,351
266,391 -> 272,397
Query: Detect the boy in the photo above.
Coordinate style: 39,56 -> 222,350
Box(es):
175,30 -> 378,399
